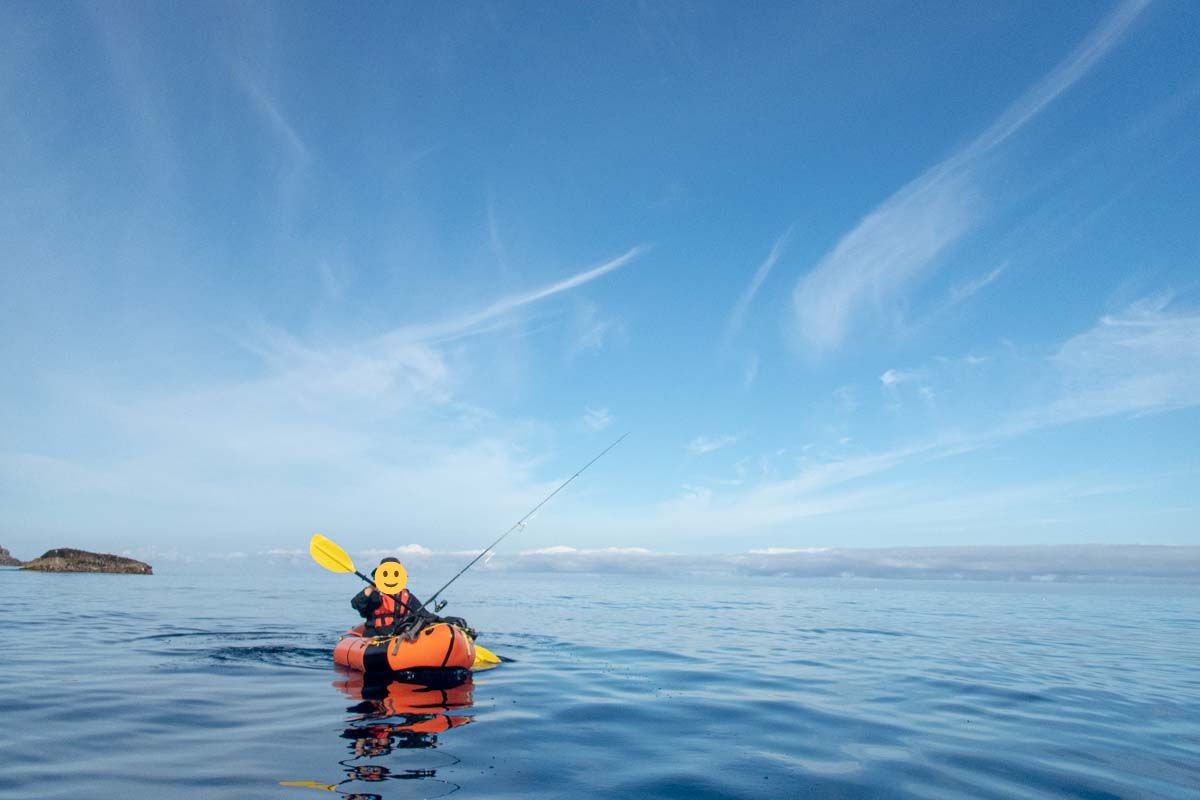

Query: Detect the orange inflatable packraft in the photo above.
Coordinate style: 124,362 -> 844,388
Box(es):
333,623 -> 476,674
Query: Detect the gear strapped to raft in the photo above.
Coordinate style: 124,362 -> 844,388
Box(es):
371,611 -> 475,645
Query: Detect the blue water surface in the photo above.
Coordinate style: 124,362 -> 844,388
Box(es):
1,563 -> 1197,798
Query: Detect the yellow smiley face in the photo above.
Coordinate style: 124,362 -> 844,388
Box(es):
373,562 -> 408,594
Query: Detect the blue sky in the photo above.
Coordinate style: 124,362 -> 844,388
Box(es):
2,1 -> 1198,559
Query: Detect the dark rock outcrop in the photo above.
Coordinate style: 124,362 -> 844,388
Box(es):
21,548 -> 152,575
0,546 -> 22,567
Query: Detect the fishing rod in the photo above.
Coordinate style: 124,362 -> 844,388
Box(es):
423,431 -> 629,609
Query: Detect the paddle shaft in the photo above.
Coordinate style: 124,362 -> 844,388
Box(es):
423,431 -> 629,607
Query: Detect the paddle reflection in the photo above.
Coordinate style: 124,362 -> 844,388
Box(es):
284,669 -> 474,798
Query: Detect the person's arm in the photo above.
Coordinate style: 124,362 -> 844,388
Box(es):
405,592 -> 426,617
351,586 -> 381,618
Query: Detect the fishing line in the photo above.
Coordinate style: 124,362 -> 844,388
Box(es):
423,431 -> 629,607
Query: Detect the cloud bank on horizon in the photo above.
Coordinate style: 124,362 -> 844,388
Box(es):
136,543 -> 1200,584
2,2 -> 1198,557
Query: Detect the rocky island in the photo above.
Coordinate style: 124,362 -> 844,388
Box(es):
20,548 -> 153,575
0,546 -> 23,567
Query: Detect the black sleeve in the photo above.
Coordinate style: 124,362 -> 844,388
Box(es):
406,592 -> 424,615
351,588 -> 381,618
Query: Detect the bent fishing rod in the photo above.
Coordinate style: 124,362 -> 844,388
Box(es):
423,431 -> 629,609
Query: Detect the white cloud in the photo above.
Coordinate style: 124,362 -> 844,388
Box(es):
361,544 -> 434,559
451,248 -> 643,334
688,299 -> 1198,542
568,301 -> 627,360
236,73 -> 310,165
498,544 -> 1200,582
509,545 -> 670,574
0,248 -> 644,552
677,483 -> 714,504
880,368 -> 913,388
965,0 -> 1150,157
686,435 -> 739,455
370,247 -> 645,351
947,262 -> 1007,307
486,196 -> 511,270
880,367 -> 935,406
250,540 -> 1200,582
743,353 -> 760,387
520,545 -> 578,555
747,547 -> 832,555
1036,297 -> 1200,425
725,227 -> 792,342
633,446 -> 929,541
583,407 -> 613,431
879,297 -> 1200,441
792,166 -> 979,352
80,299 -> 1184,554
790,0 -> 1149,354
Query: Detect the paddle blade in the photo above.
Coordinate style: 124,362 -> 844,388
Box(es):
472,644 -> 502,671
279,780 -> 338,791
309,533 -> 355,574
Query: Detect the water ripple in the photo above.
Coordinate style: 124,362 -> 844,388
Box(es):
1,570 -> 1198,798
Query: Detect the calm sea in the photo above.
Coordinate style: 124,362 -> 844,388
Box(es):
1,562 -> 1197,798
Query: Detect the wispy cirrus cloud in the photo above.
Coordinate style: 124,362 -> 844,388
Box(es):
0,247 -> 644,553
568,300 -> 627,360
791,166 -> 979,353
791,0 -> 1150,354
725,226 -> 792,343
742,353 -> 760,387
638,297 -> 1197,543
236,72 -> 310,165
880,367 -> 936,406
1030,295 -> 1200,427
947,262 -> 1008,307
905,296 -> 1199,433
686,434 -> 739,455
377,247 -> 645,349
879,368 -> 916,388
582,407 -> 613,431
228,247 -> 647,416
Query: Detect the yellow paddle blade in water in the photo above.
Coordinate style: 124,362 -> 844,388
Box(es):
473,644 -> 502,670
279,779 -> 338,791
309,533 -> 355,574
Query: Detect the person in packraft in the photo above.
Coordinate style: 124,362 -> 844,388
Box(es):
351,557 -> 424,636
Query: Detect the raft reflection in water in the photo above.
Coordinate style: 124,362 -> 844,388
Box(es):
281,669 -> 474,799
